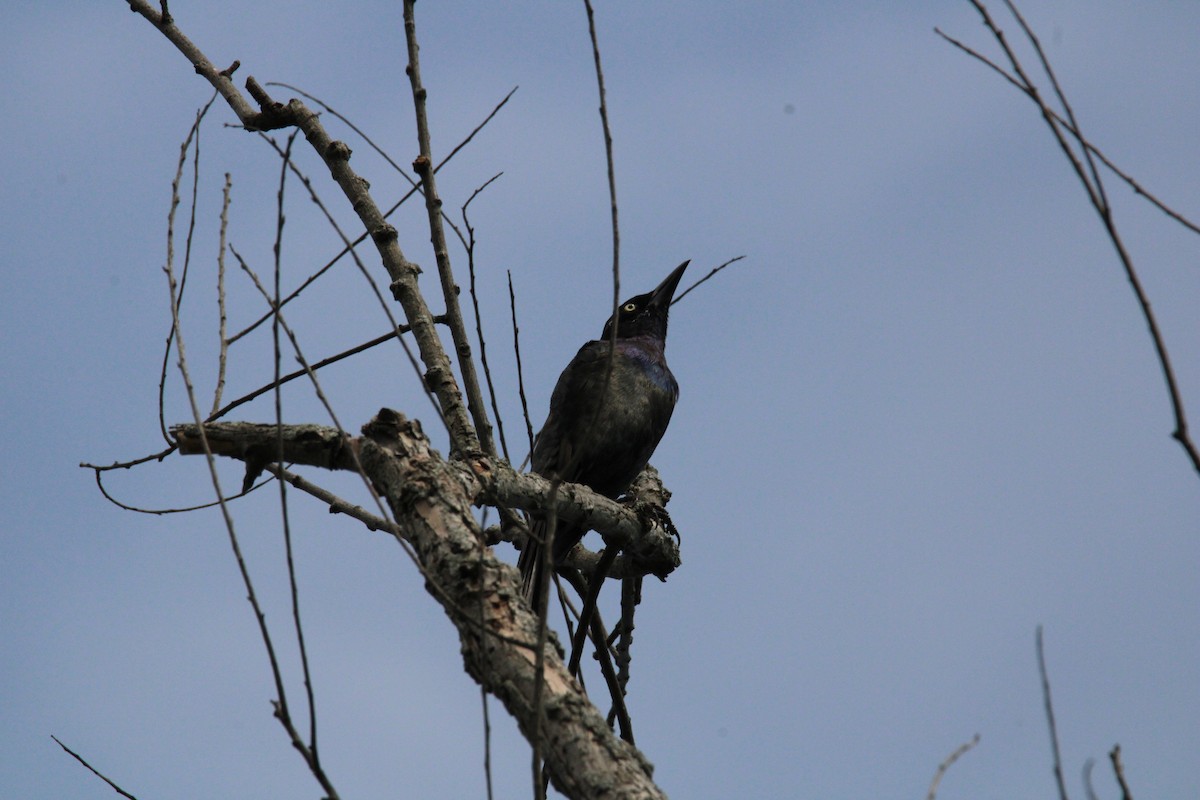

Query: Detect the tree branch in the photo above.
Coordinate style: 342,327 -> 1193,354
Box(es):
190,409 -> 667,799
169,419 -> 681,582
126,0 -> 482,457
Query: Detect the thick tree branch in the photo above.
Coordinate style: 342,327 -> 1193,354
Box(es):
170,418 -> 681,582
172,411 -> 668,799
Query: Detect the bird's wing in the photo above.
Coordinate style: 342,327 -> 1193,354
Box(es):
530,340 -> 611,480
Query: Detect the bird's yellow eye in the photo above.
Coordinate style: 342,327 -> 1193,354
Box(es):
623,302 -> 637,312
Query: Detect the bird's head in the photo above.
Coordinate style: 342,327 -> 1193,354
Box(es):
600,260 -> 689,341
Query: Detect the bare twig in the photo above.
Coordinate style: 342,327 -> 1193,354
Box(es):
86,462 -> 267,514
942,0 -> 1200,476
609,575 -> 640,729
52,736 -> 140,800
210,172 -> 232,416
403,0 -> 496,457
1037,626 -> 1070,800
582,0 -> 620,302
528,478 -> 561,800
462,172 -> 511,462
253,133 -> 445,431
508,271 -> 536,459
128,1 -> 478,451
208,323 -> 418,421
230,83 -> 518,346
672,255 -> 746,306
567,548 -> 618,679
236,250 -> 532,662
560,570 -> 634,743
270,130 -> 324,766
1110,745 -> 1134,800
271,465 -> 394,533
1083,758 -> 1100,800
932,29 -> 1200,237
157,95 -> 216,444
926,734 -> 981,800
161,120 -> 341,798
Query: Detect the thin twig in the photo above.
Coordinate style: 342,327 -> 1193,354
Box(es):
161,128 -> 341,798
672,255 -> 746,306
926,734 -> 981,800
567,549 -> 617,679
1082,758 -> 1100,800
253,134 -> 445,431
210,172 -> 231,416
87,463 -> 267,514
508,271 -> 536,459
157,94 -> 216,444
1110,745 -> 1134,800
944,0 -> 1200,476
271,466 -> 392,531
608,575 -> 640,728
230,83 -> 519,345
462,172 -> 511,462
528,480 -> 562,800
476,505 -> 497,800
117,15 -> 478,449
560,570 -> 634,743
51,736 -> 140,800
237,248 -> 528,656
582,0 -> 620,303
932,26 -> 1200,237
270,130 -> 324,767
208,323 -> 417,421
1037,626 -> 1070,800
403,0 -> 495,457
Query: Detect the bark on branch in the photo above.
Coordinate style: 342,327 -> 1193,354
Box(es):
172,411 -> 670,799
170,417 -> 680,582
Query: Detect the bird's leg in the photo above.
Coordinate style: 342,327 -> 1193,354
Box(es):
623,495 -> 679,544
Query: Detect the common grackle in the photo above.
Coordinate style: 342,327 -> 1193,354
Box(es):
519,261 -> 688,611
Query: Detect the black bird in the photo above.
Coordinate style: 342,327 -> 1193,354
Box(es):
519,261 -> 689,611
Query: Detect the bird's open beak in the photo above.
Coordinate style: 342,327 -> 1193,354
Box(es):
649,260 -> 690,308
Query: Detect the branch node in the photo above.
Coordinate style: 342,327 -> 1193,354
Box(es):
370,222 -> 399,246
325,139 -> 352,162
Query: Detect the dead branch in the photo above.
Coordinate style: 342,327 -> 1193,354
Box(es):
176,410 -> 670,799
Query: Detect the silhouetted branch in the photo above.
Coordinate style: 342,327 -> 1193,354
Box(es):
462,173 -> 511,462
508,271 -> 536,459
926,734 -> 980,800
1082,758 -> 1101,800
253,133 -> 446,431
229,83 -> 517,346
127,0 -> 480,456
158,130 -> 343,798
52,736 -> 140,800
940,0 -> 1200,477
208,323 -> 419,421
268,131 -> 326,766
672,255 -> 746,306
1110,745 -> 1134,800
1037,627 -> 1070,800
157,95 -> 215,445
582,0 -> 620,307
210,171 -> 231,416
403,0 -> 496,458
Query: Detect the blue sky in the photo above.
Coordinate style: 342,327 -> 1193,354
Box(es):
3,2 -> 1198,798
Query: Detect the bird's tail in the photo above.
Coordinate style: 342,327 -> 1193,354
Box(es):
518,519 -> 548,614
